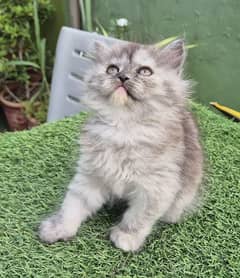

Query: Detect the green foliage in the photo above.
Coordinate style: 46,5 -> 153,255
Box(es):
79,0 -> 93,32
23,96 -> 48,123
0,103 -> 239,277
79,0 -> 129,40
0,0 -> 53,84
0,0 -> 53,124
95,18 -> 130,40
94,19 -> 197,48
21,0 -> 51,123
155,36 -> 197,49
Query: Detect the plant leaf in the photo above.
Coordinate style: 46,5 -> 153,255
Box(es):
79,0 -> 86,30
186,44 -> 198,49
40,38 -> 46,73
6,60 -> 40,68
33,0 -> 40,49
85,0 -> 93,32
155,36 -> 178,47
95,19 -> 109,37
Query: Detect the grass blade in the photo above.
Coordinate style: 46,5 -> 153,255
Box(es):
186,44 -> 198,49
155,36 -> 178,47
95,19 -> 109,37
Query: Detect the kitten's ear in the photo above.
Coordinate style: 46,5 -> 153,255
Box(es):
157,39 -> 186,74
92,41 -> 110,61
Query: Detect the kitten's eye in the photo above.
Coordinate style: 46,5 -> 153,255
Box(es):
138,66 -> 153,76
106,65 -> 119,75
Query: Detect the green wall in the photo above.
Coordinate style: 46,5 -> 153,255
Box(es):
93,0 -> 240,110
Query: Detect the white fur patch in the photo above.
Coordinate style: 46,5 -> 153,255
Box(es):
133,49 -> 156,67
110,225 -> 147,252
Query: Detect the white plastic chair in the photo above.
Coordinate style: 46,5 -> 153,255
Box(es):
47,26 -> 120,122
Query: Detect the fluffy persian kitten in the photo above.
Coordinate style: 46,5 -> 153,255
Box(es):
39,39 -> 203,252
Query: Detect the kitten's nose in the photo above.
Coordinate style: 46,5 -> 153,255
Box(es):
118,74 -> 129,83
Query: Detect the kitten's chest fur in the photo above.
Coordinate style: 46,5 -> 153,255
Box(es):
79,116 -> 183,197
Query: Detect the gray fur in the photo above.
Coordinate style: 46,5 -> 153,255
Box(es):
39,40 -> 203,252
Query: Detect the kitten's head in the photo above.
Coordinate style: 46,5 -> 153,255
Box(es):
83,39 -> 189,118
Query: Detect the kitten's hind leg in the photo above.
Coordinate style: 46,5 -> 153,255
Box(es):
39,173 -> 107,243
161,186 -> 199,223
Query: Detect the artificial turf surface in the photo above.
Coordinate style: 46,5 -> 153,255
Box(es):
0,102 -> 239,277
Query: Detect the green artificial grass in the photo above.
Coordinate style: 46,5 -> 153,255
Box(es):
0,103 -> 239,277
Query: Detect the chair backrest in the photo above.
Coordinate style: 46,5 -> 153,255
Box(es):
47,27 -> 120,122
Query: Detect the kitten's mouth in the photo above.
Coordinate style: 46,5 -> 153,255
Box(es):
114,85 -> 138,102
110,85 -> 139,106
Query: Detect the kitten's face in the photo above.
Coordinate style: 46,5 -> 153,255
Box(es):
84,40 -> 186,112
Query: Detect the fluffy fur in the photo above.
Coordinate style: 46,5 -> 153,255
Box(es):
39,39 -> 203,252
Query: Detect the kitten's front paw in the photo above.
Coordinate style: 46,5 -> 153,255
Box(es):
39,214 -> 75,244
110,226 -> 144,252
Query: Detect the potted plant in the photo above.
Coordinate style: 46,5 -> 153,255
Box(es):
0,0 -> 53,131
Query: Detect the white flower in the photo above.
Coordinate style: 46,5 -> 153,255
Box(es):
116,18 -> 128,27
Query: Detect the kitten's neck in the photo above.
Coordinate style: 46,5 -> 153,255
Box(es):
94,101 -> 182,128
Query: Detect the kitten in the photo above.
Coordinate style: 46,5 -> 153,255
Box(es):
39,39 -> 203,252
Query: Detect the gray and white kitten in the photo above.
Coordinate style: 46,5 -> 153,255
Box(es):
39,39 -> 203,252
